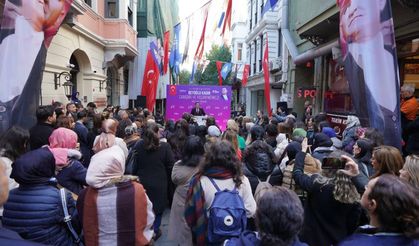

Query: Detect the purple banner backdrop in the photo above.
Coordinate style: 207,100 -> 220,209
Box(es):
166,85 -> 231,130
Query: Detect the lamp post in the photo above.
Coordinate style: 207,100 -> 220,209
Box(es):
54,71 -> 74,100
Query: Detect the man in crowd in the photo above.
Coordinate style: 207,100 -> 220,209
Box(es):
29,105 -> 56,150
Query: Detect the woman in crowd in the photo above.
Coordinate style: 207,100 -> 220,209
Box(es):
340,175 -> 419,245
293,151 -> 361,246
353,138 -> 374,177
0,126 -> 29,216
49,127 -> 87,195
223,129 -> 242,161
2,147 -> 80,246
242,140 -> 282,194
133,122 -> 175,239
93,119 -> 128,157
227,119 -> 246,151
274,132 -> 289,160
371,145 -> 404,179
168,136 -> 204,246
400,154 -> 419,189
225,187 -> 308,246
342,115 -> 361,154
168,119 -> 189,161
124,125 -> 140,151
265,124 -> 279,149
77,145 -> 154,246
56,115 -> 75,129
185,140 -> 256,245
250,125 -> 265,143
363,127 -> 384,148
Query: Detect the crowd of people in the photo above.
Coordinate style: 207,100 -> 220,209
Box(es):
0,100 -> 418,246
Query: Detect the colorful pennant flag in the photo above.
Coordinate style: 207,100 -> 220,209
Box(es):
221,62 -> 232,80
221,0 -> 232,36
194,8 -> 209,60
262,0 -> 279,15
182,19 -> 190,63
189,61 -> 197,83
169,24 -> 181,78
163,31 -> 170,75
262,36 -> 272,117
216,61 -> 223,86
242,64 -> 250,87
141,50 -> 160,112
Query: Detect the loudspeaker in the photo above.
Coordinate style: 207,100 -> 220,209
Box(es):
135,96 -> 146,108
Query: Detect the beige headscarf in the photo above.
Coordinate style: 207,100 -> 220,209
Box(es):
92,119 -> 118,153
86,145 -> 126,189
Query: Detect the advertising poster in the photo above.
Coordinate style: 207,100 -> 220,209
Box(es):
166,85 -> 231,130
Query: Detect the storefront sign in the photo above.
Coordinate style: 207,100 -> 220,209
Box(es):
297,88 -> 317,98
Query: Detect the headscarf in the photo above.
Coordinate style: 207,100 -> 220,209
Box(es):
86,145 -> 126,189
48,127 -> 78,168
292,128 -> 307,138
92,119 -> 118,153
285,142 -> 302,162
346,115 -> 360,129
322,127 -> 337,138
312,133 -> 334,150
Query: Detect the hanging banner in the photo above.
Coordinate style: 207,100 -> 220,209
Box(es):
169,23 -> 181,77
141,50 -> 160,112
194,8 -> 209,60
338,0 -> 401,148
163,31 -> 170,75
166,85 -> 232,130
242,64 -> 250,87
262,36 -> 272,117
0,0 -> 73,134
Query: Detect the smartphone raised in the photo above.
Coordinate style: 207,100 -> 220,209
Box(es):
322,157 -> 346,169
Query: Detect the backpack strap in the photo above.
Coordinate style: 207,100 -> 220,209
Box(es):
208,177 -> 221,192
266,174 -> 272,183
60,188 -> 84,246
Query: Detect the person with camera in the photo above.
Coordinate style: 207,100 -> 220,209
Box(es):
292,150 -> 361,246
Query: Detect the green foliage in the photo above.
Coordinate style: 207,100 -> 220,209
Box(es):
179,69 -> 191,84
194,45 -> 232,85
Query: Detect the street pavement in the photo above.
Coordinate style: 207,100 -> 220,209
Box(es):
155,209 -> 177,246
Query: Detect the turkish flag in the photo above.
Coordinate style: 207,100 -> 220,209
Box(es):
262,37 -> 272,117
163,31 -> 170,74
141,50 -> 160,112
216,61 -> 223,86
242,64 -> 250,87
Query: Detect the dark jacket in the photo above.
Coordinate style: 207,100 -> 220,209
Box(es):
225,231 -> 308,246
339,227 -> 419,246
74,121 -> 91,167
133,140 -> 175,214
2,148 -> 80,246
0,227 -> 45,246
56,156 -> 87,195
293,152 -> 361,246
243,143 -> 283,194
29,122 -> 54,150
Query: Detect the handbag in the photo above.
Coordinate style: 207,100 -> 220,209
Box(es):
60,188 -> 84,246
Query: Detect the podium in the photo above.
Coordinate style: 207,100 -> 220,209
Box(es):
193,116 -> 207,126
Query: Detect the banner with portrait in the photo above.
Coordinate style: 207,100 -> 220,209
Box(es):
0,0 -> 73,134
166,85 -> 231,130
338,0 -> 401,148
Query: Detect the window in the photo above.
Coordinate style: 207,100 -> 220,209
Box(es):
248,45 -> 252,75
254,0 -> 258,25
106,0 -> 118,18
249,0 -> 253,30
253,40 -> 257,74
259,34 -> 263,72
237,43 -> 243,61
278,29 -> 282,57
260,0 -> 264,20
84,0 -> 92,7
128,7 -> 133,26
124,68 -> 129,95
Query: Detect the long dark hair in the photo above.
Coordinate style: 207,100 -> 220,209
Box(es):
201,140 -> 243,187
181,136 -> 205,167
0,126 -> 30,161
368,174 -> 419,238
143,122 -> 160,151
168,119 -> 189,160
256,187 -> 304,246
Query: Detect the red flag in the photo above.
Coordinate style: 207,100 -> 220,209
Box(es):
216,61 -> 223,86
221,0 -> 233,36
141,50 -> 160,112
242,64 -> 250,87
163,31 -> 170,74
195,9 -> 209,60
262,37 -> 272,117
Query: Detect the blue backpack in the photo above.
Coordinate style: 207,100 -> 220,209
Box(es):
207,177 -> 247,243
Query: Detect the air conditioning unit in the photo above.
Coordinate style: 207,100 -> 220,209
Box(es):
269,57 -> 282,72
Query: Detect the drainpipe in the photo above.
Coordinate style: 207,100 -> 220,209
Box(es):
281,0 -> 339,65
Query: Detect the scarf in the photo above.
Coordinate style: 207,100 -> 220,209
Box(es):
185,167 -> 234,246
49,127 -> 78,167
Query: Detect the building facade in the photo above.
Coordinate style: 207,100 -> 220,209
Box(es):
283,0 -> 419,120
245,0 -> 288,117
0,0 -> 138,108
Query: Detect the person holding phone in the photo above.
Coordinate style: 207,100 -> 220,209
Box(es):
292,150 -> 361,246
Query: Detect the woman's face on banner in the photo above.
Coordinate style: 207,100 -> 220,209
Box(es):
44,0 -> 65,32
340,0 -> 384,43
22,0 -> 46,32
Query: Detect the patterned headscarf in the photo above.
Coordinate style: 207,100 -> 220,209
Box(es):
92,119 -> 118,153
49,127 -> 78,167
